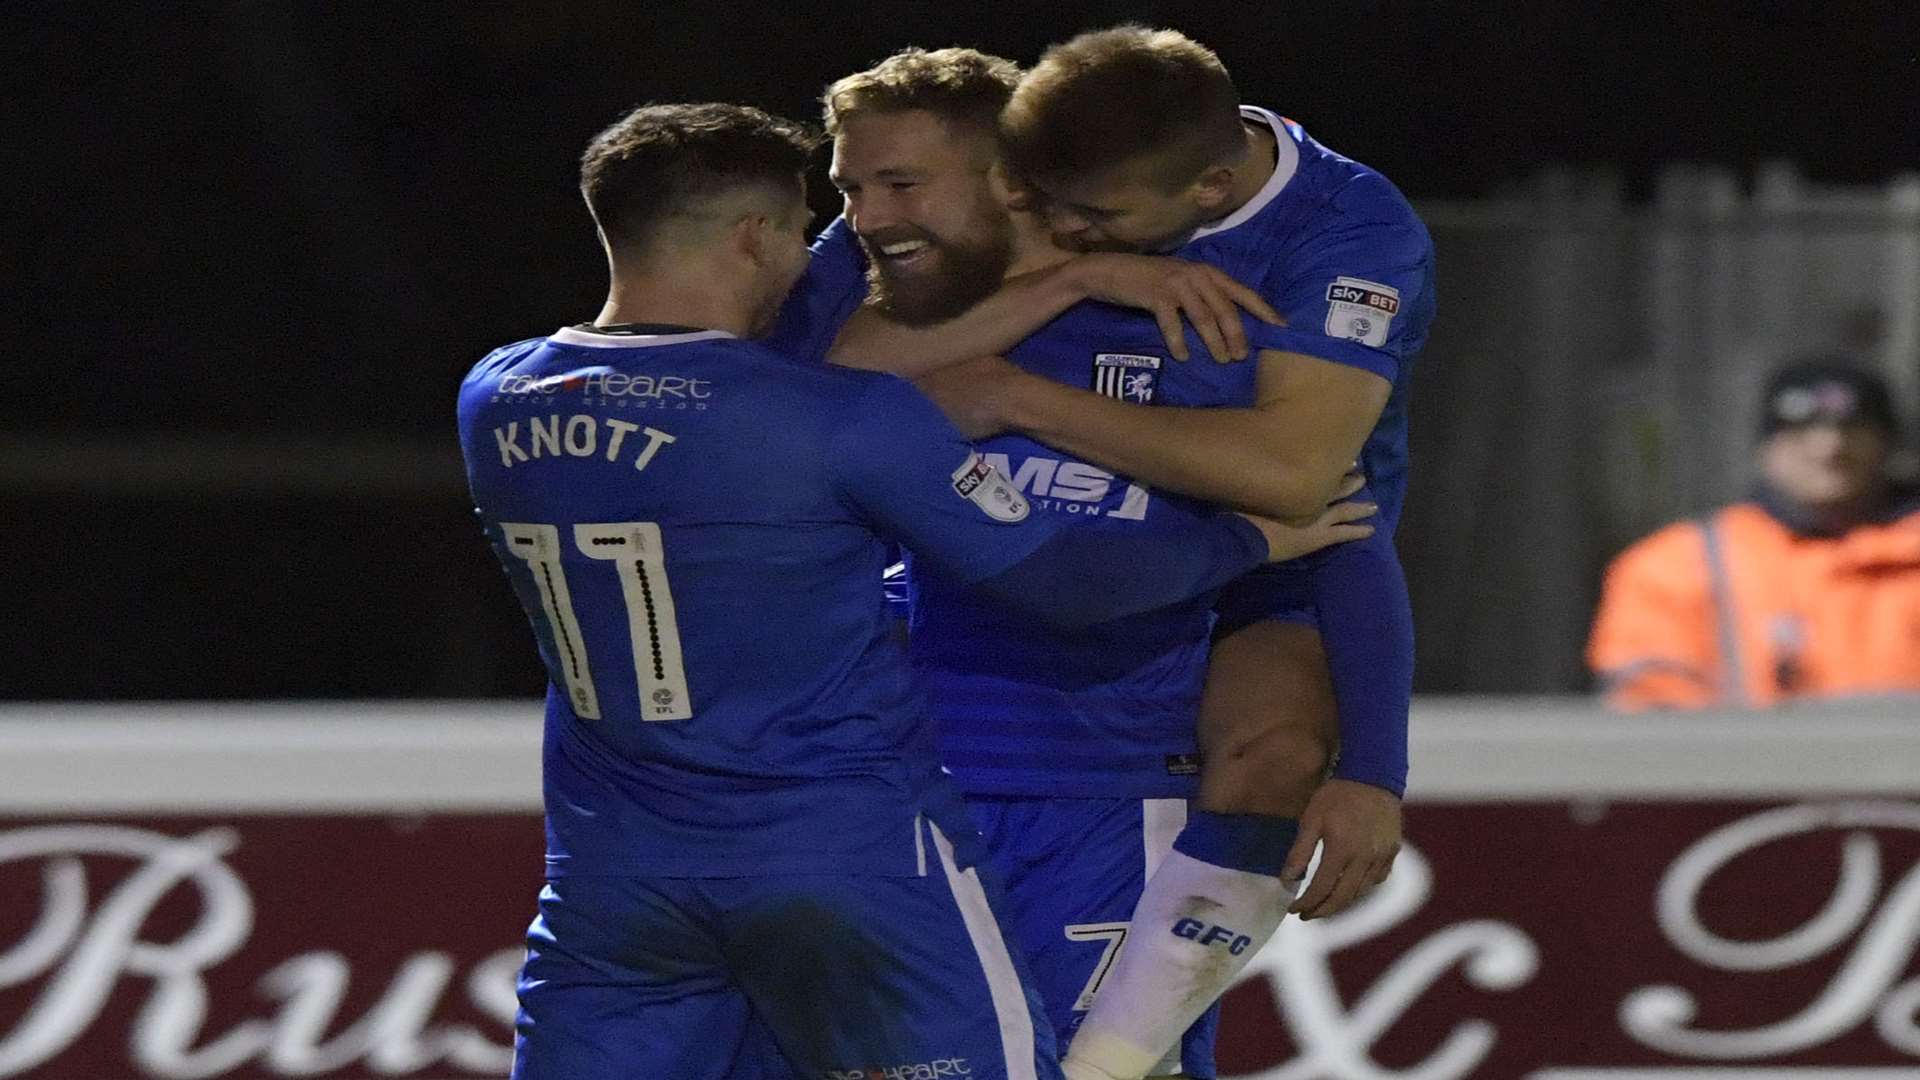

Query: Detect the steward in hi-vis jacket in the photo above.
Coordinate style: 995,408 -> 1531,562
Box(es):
1590,361 -> 1920,710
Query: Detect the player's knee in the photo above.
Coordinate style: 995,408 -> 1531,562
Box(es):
1197,621 -> 1338,816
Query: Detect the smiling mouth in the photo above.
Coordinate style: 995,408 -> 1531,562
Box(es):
872,238 -> 934,270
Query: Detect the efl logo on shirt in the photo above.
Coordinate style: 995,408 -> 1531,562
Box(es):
1324,277 -> 1400,348
950,453 -> 1030,523
1092,353 -> 1163,403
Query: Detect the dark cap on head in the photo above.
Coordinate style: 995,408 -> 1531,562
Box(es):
1759,358 -> 1898,439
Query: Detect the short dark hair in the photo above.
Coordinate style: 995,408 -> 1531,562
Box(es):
580,102 -> 820,251
822,47 -> 1022,137
1000,26 -> 1245,191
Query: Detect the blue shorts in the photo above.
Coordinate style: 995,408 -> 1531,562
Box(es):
512,819 -> 1060,1080
967,795 -> 1219,1080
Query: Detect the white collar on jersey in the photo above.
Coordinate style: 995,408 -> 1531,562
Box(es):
548,325 -> 736,349
1187,106 -> 1301,243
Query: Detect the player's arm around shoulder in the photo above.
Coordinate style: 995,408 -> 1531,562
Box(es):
914,344 -> 1389,522
1243,347 -> 1393,515
828,373 -> 1304,631
912,212 -> 1423,521
826,261 -> 1086,378
828,252 -> 1283,377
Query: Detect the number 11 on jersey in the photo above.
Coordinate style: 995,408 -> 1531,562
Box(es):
576,522 -> 692,721
501,520 -> 693,722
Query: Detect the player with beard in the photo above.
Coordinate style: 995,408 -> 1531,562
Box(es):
855,158 -> 1013,327
770,48 -> 1413,1080
767,62 -> 1287,373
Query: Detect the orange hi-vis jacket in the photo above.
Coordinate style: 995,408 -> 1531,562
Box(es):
1588,501 -> 1920,710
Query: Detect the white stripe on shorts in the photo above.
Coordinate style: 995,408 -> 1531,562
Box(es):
1140,797 -> 1191,1078
914,812 -> 927,877
1141,797 -> 1188,879
930,820 -> 1038,1080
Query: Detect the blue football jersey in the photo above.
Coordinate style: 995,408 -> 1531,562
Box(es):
1172,110 -> 1431,796
909,304 -> 1247,799
770,117 -> 1438,800
456,326 -> 1061,878
1180,108 -> 1437,531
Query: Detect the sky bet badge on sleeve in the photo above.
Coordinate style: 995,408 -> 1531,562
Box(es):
951,453 -> 1030,523
1093,353 -> 1163,403
1325,276 -> 1401,347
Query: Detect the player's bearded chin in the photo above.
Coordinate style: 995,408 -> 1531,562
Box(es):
860,222 -> 1012,326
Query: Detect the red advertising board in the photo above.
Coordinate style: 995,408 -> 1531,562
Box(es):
2,704 -> 1916,1078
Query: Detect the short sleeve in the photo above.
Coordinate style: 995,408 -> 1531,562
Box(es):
762,216 -> 869,364
828,376 -> 1059,585
1243,209 -> 1434,384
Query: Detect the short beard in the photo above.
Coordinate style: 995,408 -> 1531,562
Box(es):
864,222 -> 1014,327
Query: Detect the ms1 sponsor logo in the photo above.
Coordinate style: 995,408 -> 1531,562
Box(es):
980,452 -> 1149,521
1173,917 -> 1253,956
827,1058 -> 971,1079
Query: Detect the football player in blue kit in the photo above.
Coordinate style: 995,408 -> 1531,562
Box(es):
784,35 -> 1434,1080
971,29 -> 1433,1080
456,102 -> 1324,1080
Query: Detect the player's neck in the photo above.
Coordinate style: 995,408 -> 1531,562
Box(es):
594,273 -> 754,338
1002,209 -> 1074,279
1217,120 -> 1278,220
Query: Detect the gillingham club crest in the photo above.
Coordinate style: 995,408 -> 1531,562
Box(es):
1092,353 -> 1163,403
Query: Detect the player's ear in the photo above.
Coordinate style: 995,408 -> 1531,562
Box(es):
1190,164 -> 1237,212
990,161 -> 1040,213
731,213 -> 774,268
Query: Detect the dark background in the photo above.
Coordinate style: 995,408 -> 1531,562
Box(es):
8,2 -> 1918,699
